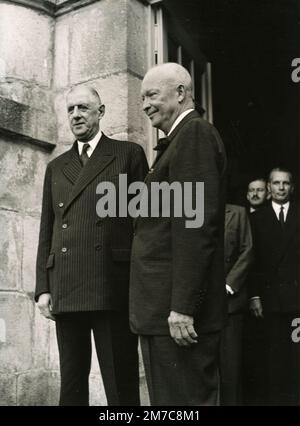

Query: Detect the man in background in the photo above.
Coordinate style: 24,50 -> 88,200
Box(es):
220,204 -> 253,405
249,167 -> 300,405
246,177 -> 269,213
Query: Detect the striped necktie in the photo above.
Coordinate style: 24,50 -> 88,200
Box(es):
80,143 -> 90,167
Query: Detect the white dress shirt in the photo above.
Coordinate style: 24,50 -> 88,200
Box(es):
272,201 -> 290,222
77,128 -> 102,158
167,109 -> 195,136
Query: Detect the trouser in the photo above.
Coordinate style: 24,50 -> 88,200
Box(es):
242,313 -> 267,406
55,310 -> 140,406
263,313 -> 300,406
219,313 -> 244,406
140,332 -> 220,406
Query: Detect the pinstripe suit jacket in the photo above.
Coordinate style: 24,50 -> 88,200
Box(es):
35,134 -> 148,314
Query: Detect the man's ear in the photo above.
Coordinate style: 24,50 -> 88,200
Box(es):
99,104 -> 105,119
177,84 -> 185,103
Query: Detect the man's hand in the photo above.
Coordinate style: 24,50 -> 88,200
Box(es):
37,293 -> 55,321
249,298 -> 263,318
168,310 -> 198,347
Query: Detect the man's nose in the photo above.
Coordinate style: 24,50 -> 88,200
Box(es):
143,98 -> 150,112
72,106 -> 81,118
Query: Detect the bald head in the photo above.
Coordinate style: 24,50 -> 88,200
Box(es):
143,63 -> 193,95
66,85 -> 105,142
141,63 -> 194,134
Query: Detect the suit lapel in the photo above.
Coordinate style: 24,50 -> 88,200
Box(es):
265,203 -> 297,262
225,206 -> 234,229
149,110 -> 201,171
279,204 -> 297,258
64,134 -> 115,213
62,143 -> 83,184
136,111 -> 201,229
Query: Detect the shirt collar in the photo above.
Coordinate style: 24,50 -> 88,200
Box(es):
167,109 -> 194,136
77,128 -> 102,156
272,200 -> 290,216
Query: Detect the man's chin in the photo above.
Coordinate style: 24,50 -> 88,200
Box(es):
72,129 -> 88,139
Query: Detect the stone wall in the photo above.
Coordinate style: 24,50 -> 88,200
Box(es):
0,0 -> 150,406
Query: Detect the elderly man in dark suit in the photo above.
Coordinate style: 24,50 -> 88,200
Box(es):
35,85 -> 148,406
130,63 -> 227,406
249,167 -> 300,405
220,204 -> 253,405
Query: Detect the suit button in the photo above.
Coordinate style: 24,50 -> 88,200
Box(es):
61,247 -> 67,253
226,257 -> 231,263
62,223 -> 68,229
58,202 -> 64,208
95,244 -> 102,251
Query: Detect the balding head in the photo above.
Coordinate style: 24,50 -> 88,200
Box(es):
66,85 -> 105,142
141,63 -> 194,134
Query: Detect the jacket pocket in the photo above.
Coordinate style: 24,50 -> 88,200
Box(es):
112,248 -> 131,262
46,253 -> 55,269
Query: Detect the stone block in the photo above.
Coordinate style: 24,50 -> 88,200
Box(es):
0,96 -> 56,145
127,73 -> 149,150
0,81 -> 53,113
90,373 -> 107,406
0,210 -> 22,290
69,0 -> 128,84
53,90 -> 73,144
0,373 -> 17,406
92,73 -> 128,136
89,336 -> 106,405
23,216 -> 40,294
140,375 -> 150,406
0,293 -> 34,372
127,0 -> 148,78
32,305 -> 51,370
17,369 -> 49,406
0,137 -> 48,214
47,371 -> 60,406
53,18 -> 70,89
48,320 -> 59,371
0,3 -> 54,86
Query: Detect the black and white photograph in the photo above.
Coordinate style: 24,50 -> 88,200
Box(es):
0,0 -> 300,408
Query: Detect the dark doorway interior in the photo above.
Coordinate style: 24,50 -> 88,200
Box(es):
167,0 -> 300,204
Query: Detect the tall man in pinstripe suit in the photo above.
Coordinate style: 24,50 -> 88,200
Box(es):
35,85 -> 148,406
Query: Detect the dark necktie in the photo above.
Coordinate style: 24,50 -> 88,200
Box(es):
80,143 -> 90,167
153,137 -> 170,164
154,137 -> 170,152
279,205 -> 285,228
